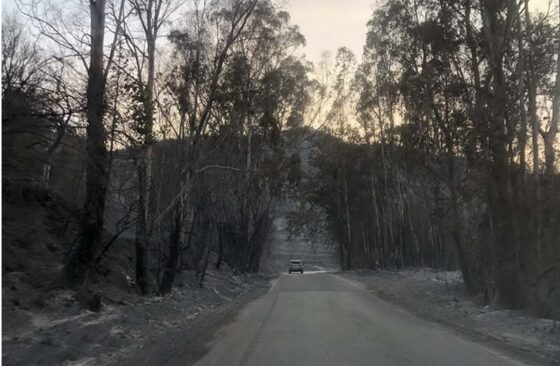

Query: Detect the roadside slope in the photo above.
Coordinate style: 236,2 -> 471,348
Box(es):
340,269 -> 560,366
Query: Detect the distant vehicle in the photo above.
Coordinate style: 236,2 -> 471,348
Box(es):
289,260 -> 304,274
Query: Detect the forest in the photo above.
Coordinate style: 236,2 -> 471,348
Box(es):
2,0 -> 559,325
294,0 -> 560,317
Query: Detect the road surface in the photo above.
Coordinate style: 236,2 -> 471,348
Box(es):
170,272 -> 528,366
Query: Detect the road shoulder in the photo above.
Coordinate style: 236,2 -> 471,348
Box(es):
121,278 -> 273,366
338,269 -> 560,366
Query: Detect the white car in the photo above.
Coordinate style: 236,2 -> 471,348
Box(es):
288,260 -> 304,274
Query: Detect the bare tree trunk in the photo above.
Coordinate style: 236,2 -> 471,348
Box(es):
343,171 -> 352,270
62,0 -> 108,287
158,199 -> 185,294
523,0 -> 546,280
197,243 -> 211,288
522,0 -> 540,177
215,223 -> 224,269
335,160 -> 349,270
245,129 -> 253,250
543,15 -> 560,177
448,155 -> 475,293
514,1 -> 528,187
158,171 -> 190,295
135,3 -> 158,295
481,0 -> 524,309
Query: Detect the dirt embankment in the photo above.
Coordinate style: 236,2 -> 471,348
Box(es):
341,269 -> 560,366
2,183 -> 270,366
3,269 -> 268,366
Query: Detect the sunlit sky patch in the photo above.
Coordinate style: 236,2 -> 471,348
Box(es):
284,0 -> 376,62
284,0 -> 555,63
2,0 -> 555,64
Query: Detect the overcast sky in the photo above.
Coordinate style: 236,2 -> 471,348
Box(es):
284,0 -> 377,62
3,0 -> 554,64
284,0 -> 555,63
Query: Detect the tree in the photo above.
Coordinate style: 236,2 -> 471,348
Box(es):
158,0 -> 309,292
157,0 -> 261,293
542,1 -> 560,177
302,0 -> 560,315
122,0 -> 183,295
61,0 -> 110,287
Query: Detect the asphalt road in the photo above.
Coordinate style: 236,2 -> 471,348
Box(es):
180,272 -> 528,366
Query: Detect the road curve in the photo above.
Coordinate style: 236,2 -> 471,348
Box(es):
169,272 -> 528,366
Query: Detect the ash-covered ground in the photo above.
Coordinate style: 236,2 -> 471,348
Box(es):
3,264 -> 267,366
341,269 -> 560,366
4,186 -> 557,365
1,185 -> 330,366
2,185 -> 269,366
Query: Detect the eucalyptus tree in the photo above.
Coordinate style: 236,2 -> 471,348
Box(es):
156,0 -> 262,293
14,0 -> 127,287
343,0 -> 560,313
154,0 -> 313,291
62,0 -> 111,287
213,4 -> 310,272
11,0 -> 131,290
119,0 -> 183,294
